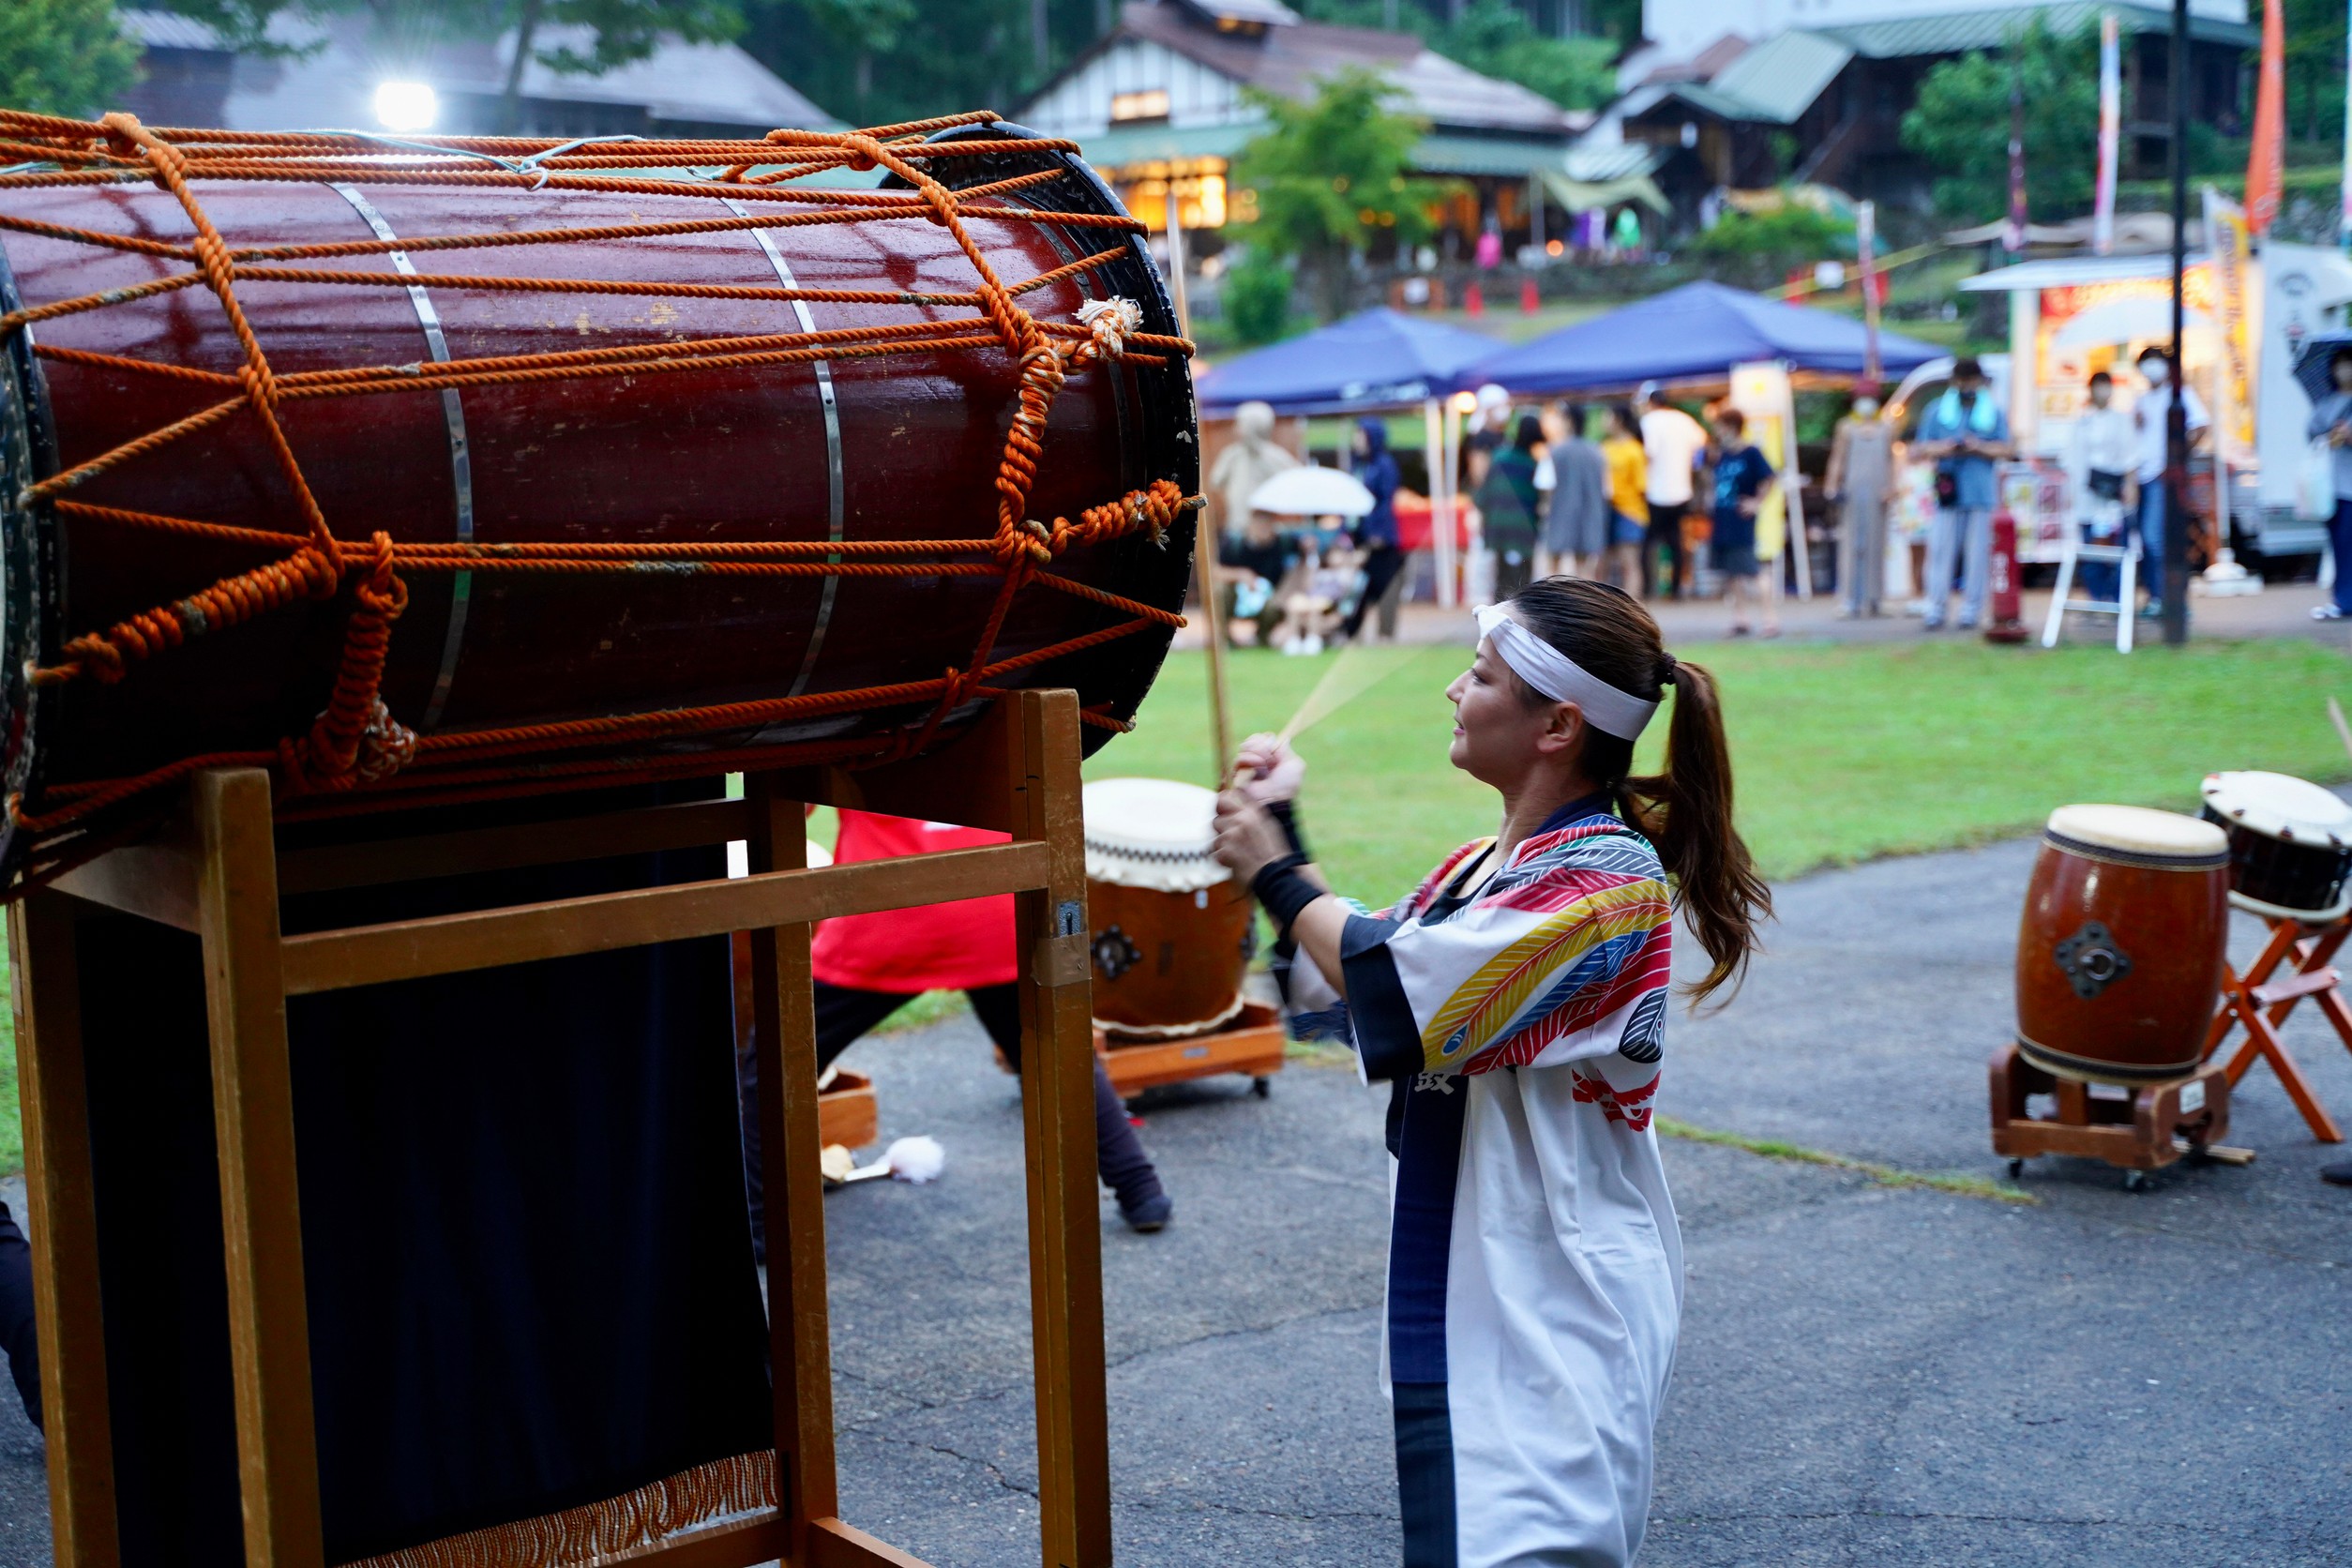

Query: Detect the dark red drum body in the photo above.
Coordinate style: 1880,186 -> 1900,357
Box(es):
2015,804 -> 2230,1083
0,123 -> 1195,870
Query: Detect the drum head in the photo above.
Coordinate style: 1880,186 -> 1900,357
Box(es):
2200,770 -> 2352,847
2044,804 -> 2226,865
1083,776 -> 1228,892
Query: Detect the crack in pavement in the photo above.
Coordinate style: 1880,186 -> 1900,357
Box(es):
848,1426 -> 1040,1501
1119,1494 -> 1397,1523
1655,1507 -> 2334,1540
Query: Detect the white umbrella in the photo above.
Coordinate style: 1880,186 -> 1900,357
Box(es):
1248,464 -> 1376,519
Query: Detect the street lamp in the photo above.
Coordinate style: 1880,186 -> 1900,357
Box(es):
373,82 -> 438,133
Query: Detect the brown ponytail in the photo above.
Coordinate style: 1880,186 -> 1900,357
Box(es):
1504,578 -> 1771,1004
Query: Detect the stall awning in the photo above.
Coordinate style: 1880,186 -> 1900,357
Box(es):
1199,307 -> 1502,415
1540,169 -> 1669,217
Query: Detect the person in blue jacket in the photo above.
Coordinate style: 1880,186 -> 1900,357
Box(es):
1344,416 -> 1407,641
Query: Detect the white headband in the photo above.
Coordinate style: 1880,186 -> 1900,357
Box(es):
1474,603 -> 1661,740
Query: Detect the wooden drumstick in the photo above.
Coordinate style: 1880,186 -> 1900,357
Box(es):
2329,695 -> 2352,763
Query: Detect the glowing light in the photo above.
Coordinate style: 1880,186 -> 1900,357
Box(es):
373,82 -> 438,132
1450,390 -> 1479,415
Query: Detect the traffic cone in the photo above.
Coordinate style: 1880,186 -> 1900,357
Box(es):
1464,282 -> 1484,317
1519,277 -> 1540,313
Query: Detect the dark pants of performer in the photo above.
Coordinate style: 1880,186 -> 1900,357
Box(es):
0,1202 -> 38,1429
738,982 -> 1166,1254
1643,500 -> 1686,598
1340,541 -> 1407,640
1393,1381 -> 1457,1567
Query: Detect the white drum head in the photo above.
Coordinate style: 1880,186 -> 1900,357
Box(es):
2045,804 -> 2226,862
2200,770 -> 2352,847
1083,776 -> 1230,893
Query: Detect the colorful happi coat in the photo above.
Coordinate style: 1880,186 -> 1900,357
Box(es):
1280,793 -> 1684,1568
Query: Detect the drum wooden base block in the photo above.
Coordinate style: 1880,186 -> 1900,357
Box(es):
1098,1002 -> 1287,1098
2203,912 -> 2352,1143
818,1071 -> 881,1153
13,691 -> 1114,1568
1990,1041 -> 2230,1184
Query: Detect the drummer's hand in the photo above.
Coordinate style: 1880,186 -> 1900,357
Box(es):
1233,731 -> 1304,804
1214,788 -> 1292,885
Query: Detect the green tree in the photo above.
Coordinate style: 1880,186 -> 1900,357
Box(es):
1900,17 -> 2099,225
1222,254 -> 1294,345
1683,200 -> 1854,290
0,0 -> 143,120
1296,0 -> 1616,111
1229,69 -> 1449,321
163,1 -> 746,130
743,0 -> 1055,129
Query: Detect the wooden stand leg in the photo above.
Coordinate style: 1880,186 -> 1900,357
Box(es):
192,769 -> 325,1568
9,895 -> 121,1568
2207,915 -> 2346,1143
1011,690 -> 1111,1568
745,776 -> 838,1554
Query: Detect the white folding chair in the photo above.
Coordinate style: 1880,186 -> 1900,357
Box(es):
2041,506 -> 2137,654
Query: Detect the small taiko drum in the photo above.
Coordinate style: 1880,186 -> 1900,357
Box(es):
1082,776 -> 1252,1039
2016,804 -> 2230,1083
2200,770 -> 2352,922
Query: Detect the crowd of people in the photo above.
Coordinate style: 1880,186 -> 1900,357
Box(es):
1207,344 -> 2226,645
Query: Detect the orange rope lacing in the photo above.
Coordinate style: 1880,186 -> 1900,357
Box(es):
0,111 -> 1199,860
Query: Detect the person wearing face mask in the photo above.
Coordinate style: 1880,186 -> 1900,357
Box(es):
1910,357 -> 2012,631
2306,347 -> 2352,622
2130,346 -> 2208,621
1825,384 -> 1895,618
2071,369 -> 2137,608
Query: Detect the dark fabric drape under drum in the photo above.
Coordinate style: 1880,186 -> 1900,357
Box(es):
77,786 -> 771,1568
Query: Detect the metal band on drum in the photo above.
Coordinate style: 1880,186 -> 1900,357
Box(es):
721,195 -> 843,699
2015,1033 -> 2204,1086
2041,828 -> 2228,873
331,183 -> 474,732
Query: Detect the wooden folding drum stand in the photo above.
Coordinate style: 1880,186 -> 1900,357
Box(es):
8,689 -> 1112,1568
2204,908 -> 2352,1143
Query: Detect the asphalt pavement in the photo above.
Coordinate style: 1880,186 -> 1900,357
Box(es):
2,837 -> 2348,1565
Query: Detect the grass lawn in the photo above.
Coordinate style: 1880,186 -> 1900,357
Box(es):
1085,637 -> 2352,903
7,636 -> 2344,1176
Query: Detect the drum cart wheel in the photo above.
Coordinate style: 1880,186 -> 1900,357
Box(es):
1251,1076 -> 1272,1098
2006,1157 -> 2025,1179
2122,1168 -> 2151,1193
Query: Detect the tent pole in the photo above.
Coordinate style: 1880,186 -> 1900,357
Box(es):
1425,398 -> 1451,611
1440,399 -> 1463,608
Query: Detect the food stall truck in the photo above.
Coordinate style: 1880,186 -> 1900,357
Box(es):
1919,243 -> 2352,574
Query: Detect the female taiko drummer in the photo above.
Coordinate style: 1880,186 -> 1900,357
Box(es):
1212,577 -> 1769,1568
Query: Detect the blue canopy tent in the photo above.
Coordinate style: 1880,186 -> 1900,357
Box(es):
1199,309 -> 1503,607
1198,308 -> 1501,415
1465,280 -> 1945,395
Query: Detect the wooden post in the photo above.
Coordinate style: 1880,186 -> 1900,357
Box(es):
744,776 -> 837,1553
192,768 -> 325,1568
1009,690 -> 1111,1568
8,895 -> 122,1568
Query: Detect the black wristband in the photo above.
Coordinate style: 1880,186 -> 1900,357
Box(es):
1265,798 -> 1308,858
1250,852 -> 1322,935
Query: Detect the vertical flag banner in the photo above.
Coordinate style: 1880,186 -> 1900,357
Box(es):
2095,11 -> 2120,255
1857,200 -> 1883,386
2005,53 -> 2028,254
1729,361 -> 1809,597
2248,0 -> 2286,234
2343,0 -> 2352,249
2204,187 -> 2257,463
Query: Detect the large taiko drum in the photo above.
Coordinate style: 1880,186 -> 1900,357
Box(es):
2016,804 -> 2230,1083
1082,776 -> 1253,1039
0,119 -> 1195,874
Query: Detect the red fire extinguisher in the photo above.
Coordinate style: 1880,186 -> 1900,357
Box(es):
1984,508 -> 2028,643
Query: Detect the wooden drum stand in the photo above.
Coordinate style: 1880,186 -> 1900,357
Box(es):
2203,910 -> 2352,1144
8,690 -> 1112,1568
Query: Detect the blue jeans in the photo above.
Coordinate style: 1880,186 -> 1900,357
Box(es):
2134,483 -> 2168,608
1924,505 -> 1989,627
2333,498 -> 2352,614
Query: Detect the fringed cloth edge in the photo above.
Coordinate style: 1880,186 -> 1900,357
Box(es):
340,1449 -> 779,1568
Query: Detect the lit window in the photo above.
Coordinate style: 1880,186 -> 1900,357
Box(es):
1110,88 -> 1171,124
374,81 -> 438,132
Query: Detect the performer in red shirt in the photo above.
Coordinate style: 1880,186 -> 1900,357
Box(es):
740,810 -> 1172,1246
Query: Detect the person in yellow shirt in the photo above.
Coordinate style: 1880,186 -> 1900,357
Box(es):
1602,403 -> 1650,595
